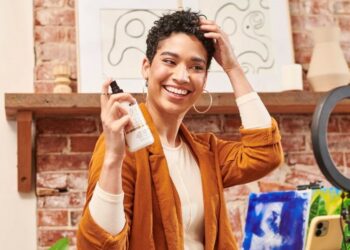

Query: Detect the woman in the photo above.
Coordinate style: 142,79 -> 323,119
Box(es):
77,10 -> 283,250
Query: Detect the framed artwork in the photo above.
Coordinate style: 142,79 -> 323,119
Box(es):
242,190 -> 311,250
76,0 -> 296,93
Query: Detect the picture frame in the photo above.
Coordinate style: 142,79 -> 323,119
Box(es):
76,0 -> 296,93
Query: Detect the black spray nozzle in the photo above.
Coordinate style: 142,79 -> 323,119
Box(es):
110,80 -> 124,94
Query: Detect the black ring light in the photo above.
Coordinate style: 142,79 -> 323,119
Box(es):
311,85 -> 350,192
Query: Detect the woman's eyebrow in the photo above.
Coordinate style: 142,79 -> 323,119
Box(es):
160,51 -> 206,64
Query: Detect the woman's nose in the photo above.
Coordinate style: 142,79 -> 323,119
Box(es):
172,65 -> 189,83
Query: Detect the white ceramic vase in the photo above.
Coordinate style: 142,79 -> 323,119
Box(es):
307,27 -> 350,92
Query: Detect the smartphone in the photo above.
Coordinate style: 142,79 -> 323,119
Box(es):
305,215 -> 345,250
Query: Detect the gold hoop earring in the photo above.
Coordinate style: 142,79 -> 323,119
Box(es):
193,89 -> 213,114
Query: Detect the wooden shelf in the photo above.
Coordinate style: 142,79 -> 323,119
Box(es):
4,92 -> 350,192
5,92 -> 350,120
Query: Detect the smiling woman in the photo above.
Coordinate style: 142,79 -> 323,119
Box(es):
77,10 -> 283,250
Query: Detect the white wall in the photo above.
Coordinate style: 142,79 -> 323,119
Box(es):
0,0 -> 36,249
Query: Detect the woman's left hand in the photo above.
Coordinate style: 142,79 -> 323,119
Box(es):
199,18 -> 239,73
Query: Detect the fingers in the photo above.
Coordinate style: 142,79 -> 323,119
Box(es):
101,78 -> 113,106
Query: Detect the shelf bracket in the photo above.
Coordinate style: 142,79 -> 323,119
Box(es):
17,111 -> 33,192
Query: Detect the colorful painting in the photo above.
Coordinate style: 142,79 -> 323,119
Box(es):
309,187 -> 350,250
242,190 -> 311,250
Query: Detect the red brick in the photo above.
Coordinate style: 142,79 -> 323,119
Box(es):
338,16 -> 350,31
346,153 -> 350,167
304,15 -> 334,31
67,0 -> 75,8
35,26 -> 67,43
301,0 -> 330,15
37,154 -> 91,171
38,210 -> 68,227
67,172 -> 88,190
332,1 -> 350,14
292,32 -> 313,49
339,116 -> 350,133
281,134 -> 306,151
224,184 -> 252,201
34,0 -> 65,8
258,181 -> 295,192
37,194 -> 70,208
35,61 -> 55,81
285,164 -> 328,186
37,192 -> 85,209
70,136 -> 99,152
226,201 -> 244,247
288,0 -> 302,16
222,115 -> 241,133
34,81 -> 55,93
35,43 -> 76,62
69,192 -> 86,207
37,117 -> 98,135
35,8 -> 75,26
70,210 -> 82,227
281,115 -> 311,134
327,134 -> 350,151
67,27 -> 76,43
288,152 -> 344,166
294,47 -> 312,65
183,115 -> 221,133
37,136 -> 67,154
38,229 -> 76,247
290,15 -> 306,32
37,172 -> 68,189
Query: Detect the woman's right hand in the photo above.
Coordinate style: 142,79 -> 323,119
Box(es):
100,79 -> 135,165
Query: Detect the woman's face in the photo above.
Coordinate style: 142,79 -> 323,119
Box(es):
142,32 -> 208,116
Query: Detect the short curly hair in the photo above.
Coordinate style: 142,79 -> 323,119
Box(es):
146,10 -> 215,69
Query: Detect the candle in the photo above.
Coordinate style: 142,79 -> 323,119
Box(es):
281,64 -> 303,91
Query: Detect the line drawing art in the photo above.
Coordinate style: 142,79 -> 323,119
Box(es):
201,0 -> 274,75
101,9 -> 165,78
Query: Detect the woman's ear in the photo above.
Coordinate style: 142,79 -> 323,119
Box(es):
141,58 -> 151,80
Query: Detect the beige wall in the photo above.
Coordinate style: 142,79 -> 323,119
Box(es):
0,0 -> 36,249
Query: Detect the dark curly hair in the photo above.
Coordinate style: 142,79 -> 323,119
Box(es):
146,10 -> 215,69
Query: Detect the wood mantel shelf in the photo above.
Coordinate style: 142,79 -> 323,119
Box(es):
5,92 -> 350,192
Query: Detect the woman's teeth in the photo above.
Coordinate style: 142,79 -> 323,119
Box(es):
164,86 -> 189,95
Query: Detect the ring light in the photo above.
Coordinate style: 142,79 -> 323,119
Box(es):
311,85 -> 350,192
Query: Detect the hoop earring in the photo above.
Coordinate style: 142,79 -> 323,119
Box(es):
193,89 -> 213,114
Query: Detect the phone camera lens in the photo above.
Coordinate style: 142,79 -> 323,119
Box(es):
315,229 -> 322,236
317,222 -> 323,229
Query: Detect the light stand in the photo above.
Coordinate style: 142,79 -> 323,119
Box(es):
311,85 -> 350,247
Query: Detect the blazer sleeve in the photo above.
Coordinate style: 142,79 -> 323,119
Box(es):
77,134 -> 136,250
216,118 -> 283,188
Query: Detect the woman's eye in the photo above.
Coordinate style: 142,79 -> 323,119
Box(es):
192,65 -> 205,71
163,59 -> 175,65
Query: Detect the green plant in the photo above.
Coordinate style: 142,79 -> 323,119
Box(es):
48,237 -> 69,250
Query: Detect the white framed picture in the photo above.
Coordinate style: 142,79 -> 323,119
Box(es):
76,0 -> 297,93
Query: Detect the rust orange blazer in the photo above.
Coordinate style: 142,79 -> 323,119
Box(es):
77,103 -> 283,250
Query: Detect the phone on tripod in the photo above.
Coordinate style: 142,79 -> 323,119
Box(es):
305,215 -> 345,250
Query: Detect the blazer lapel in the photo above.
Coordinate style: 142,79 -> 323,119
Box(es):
140,104 -> 183,250
180,124 -> 219,250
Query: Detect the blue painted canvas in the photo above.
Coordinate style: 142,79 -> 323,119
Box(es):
242,190 -> 311,250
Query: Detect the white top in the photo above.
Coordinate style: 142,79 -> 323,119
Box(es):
89,91 -> 271,246
163,140 -> 205,250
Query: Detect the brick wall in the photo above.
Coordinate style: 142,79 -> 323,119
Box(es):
34,0 -> 350,249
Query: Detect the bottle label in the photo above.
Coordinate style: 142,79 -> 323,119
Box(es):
124,104 -> 147,134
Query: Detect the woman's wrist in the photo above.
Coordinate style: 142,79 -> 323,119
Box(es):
226,66 -> 254,98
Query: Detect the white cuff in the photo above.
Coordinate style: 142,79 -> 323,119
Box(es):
89,182 -> 126,235
236,92 -> 271,129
